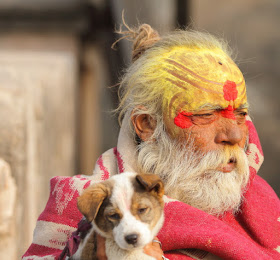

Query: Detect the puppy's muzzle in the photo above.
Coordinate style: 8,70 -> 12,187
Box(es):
125,233 -> 138,245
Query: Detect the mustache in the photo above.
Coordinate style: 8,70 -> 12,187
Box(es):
193,145 -> 247,173
137,123 -> 249,179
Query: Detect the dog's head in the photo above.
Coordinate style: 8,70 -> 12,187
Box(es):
77,172 -> 164,250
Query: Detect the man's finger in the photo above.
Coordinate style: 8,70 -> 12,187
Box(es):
152,238 -> 162,249
143,237 -> 163,260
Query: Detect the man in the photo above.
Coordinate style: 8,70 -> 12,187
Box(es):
23,24 -> 280,260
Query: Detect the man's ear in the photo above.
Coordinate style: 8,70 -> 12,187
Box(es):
77,183 -> 109,222
131,112 -> 156,142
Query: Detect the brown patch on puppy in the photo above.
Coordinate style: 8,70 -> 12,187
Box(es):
94,198 -> 121,235
131,193 -> 163,230
77,180 -> 114,222
132,174 -> 164,229
135,174 -> 164,201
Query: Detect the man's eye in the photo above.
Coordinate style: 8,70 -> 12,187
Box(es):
234,111 -> 248,124
193,113 -> 214,117
234,111 -> 248,118
190,113 -> 216,125
238,112 -> 247,116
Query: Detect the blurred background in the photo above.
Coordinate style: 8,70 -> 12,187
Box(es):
0,0 -> 279,258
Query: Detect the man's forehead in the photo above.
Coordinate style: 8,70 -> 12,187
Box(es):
163,46 -> 243,83
157,45 -> 248,117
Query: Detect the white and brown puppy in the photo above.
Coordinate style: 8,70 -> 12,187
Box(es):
71,172 -> 165,260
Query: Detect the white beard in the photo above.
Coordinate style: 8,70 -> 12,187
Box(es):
136,129 -> 250,216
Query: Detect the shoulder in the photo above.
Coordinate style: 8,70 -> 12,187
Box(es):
22,175 -> 94,259
247,175 -> 279,203
49,175 -> 93,197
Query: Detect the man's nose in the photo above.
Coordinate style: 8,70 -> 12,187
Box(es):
215,120 -> 243,146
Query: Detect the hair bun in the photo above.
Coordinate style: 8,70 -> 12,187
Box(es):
131,24 -> 160,62
112,20 -> 160,62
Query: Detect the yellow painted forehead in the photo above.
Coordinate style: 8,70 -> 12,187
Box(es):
154,46 -> 247,119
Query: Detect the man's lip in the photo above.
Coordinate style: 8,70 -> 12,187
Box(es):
221,163 -> 235,173
221,157 -> 237,173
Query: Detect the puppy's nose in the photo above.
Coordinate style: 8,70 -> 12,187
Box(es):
125,233 -> 138,245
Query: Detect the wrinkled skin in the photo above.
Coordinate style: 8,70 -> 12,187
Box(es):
164,108 -> 249,152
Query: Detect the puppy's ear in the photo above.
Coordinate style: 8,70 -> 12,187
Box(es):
136,174 -> 164,198
77,183 -> 110,222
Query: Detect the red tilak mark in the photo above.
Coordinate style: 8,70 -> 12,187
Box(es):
221,105 -> 236,120
223,80 -> 238,101
174,111 -> 193,129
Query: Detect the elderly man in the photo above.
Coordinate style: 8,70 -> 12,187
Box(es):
23,24 -> 280,260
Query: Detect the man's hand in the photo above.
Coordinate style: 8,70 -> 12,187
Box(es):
143,237 -> 164,260
96,234 -> 163,260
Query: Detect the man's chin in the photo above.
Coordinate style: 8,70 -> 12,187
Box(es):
170,168 -> 249,216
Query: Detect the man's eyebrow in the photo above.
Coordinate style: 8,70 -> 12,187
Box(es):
236,103 -> 249,109
196,103 -> 223,111
194,102 -> 249,111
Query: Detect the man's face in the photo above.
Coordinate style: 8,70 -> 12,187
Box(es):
137,115 -> 250,216
136,46 -> 250,215
160,47 -> 249,171
164,103 -> 249,173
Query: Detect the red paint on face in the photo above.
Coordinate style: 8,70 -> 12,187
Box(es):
174,80 -> 240,129
221,105 -> 236,120
223,80 -> 238,101
174,111 -> 193,128
221,80 -> 238,120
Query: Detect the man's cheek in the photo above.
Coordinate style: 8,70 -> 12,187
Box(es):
184,130 -> 210,151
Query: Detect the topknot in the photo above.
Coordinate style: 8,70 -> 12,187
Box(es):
112,16 -> 160,62
131,24 -> 160,62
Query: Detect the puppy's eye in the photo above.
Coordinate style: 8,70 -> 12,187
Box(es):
138,207 -> 148,214
108,213 -> 120,220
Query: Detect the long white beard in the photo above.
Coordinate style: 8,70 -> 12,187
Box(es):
136,129 -> 250,216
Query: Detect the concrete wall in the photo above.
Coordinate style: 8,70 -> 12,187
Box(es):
0,33 -> 79,258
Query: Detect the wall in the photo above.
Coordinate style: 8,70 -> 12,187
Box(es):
0,33 -> 79,258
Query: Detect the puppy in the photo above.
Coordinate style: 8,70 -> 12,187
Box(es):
71,172 -> 165,260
